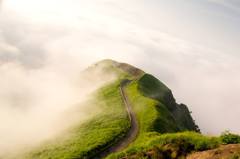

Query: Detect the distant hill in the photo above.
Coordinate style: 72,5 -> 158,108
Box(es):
9,59 -> 240,159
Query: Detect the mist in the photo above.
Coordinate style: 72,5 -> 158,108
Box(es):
0,0 -> 240,155
0,62 -> 120,157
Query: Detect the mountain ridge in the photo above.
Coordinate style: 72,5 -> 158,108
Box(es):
8,59 -> 240,159
95,59 -> 199,132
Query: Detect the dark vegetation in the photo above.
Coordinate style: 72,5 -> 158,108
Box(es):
138,74 -> 200,132
220,131 -> 240,144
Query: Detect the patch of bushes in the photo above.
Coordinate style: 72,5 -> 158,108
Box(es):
150,132 -> 219,151
107,132 -> 220,159
220,131 -> 240,144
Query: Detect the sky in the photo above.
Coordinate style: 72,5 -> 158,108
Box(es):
0,0 -> 239,138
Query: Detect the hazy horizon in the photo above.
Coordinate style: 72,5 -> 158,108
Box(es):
0,0 -> 239,140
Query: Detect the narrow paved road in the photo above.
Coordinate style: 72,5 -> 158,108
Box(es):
98,80 -> 139,158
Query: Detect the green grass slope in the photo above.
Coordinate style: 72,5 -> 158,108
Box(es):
105,61 -> 239,159
107,73 -> 204,159
20,82 -> 130,159
12,59 -> 210,159
12,60 -> 136,159
137,74 -> 199,132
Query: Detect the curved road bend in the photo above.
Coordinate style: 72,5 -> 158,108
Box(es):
97,80 -> 139,158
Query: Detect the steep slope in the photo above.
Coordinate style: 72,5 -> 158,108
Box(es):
11,60 -> 134,159
104,60 -> 240,159
12,59 -> 201,159
137,74 -> 199,132
20,82 -> 130,159
107,66 -> 203,159
100,59 -> 199,134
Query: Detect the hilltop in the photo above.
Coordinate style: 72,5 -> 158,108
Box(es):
93,59 -> 199,132
7,59 -> 240,159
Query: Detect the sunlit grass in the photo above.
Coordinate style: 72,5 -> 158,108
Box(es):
20,81 -> 130,159
106,74 -> 208,159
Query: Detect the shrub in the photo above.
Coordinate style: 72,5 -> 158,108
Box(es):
220,131 -> 240,144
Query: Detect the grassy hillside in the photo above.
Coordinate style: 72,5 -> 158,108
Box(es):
104,61 -> 240,159
107,73 -> 205,159
11,60 -> 136,159
137,74 -> 199,132
9,59 -> 233,159
19,82 -> 130,159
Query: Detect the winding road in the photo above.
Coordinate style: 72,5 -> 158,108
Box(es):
98,80 -> 139,158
